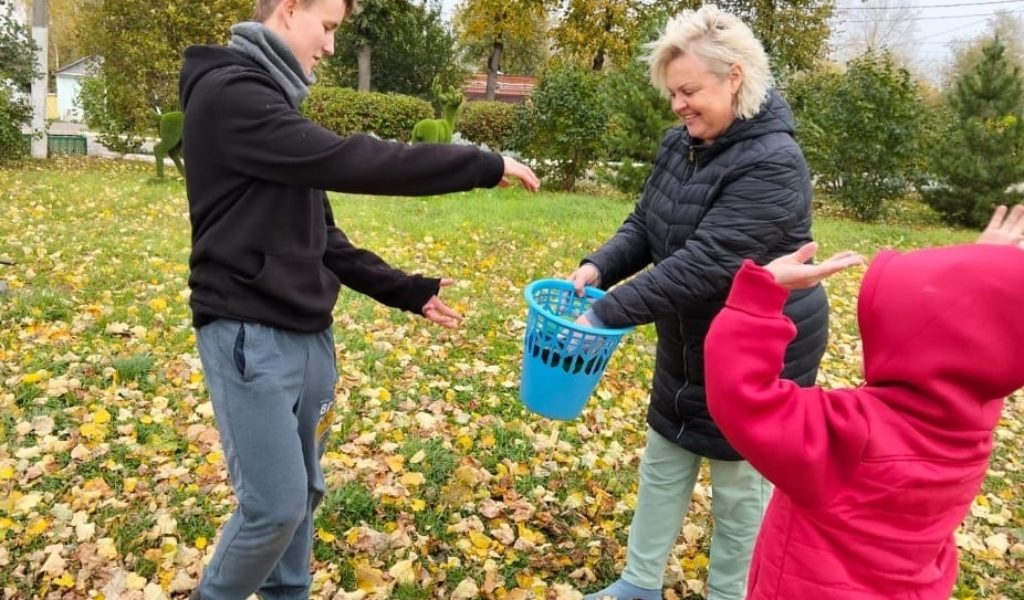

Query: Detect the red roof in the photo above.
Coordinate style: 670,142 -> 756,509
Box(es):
462,73 -> 536,104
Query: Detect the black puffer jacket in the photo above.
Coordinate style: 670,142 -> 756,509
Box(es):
587,90 -> 828,461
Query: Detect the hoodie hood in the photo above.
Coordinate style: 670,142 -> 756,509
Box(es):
858,244 -> 1024,428
179,45 -> 260,111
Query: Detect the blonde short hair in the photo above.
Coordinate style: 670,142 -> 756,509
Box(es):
253,0 -> 357,22
645,5 -> 773,120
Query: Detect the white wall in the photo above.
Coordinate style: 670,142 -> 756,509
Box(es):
56,75 -> 83,121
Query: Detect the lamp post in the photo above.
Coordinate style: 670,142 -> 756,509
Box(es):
30,0 -> 48,159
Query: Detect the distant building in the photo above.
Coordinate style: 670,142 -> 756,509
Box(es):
55,56 -> 100,122
461,73 -> 536,104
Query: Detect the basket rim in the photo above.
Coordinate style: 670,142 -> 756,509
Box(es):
523,278 -> 635,336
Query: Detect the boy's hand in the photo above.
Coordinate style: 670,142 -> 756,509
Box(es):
422,278 -> 463,329
499,156 -> 541,192
764,242 -> 865,290
977,204 -> 1024,246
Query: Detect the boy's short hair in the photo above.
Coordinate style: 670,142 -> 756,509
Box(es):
253,0 -> 357,22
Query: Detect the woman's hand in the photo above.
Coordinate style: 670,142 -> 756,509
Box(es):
763,242 -> 865,290
567,263 -> 601,297
421,278 -> 463,329
977,204 -> 1024,246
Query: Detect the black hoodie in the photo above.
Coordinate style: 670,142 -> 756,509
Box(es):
179,45 -> 505,332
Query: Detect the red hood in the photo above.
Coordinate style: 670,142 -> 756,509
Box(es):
857,244 -> 1024,429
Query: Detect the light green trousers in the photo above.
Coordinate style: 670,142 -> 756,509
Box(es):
621,428 -> 772,600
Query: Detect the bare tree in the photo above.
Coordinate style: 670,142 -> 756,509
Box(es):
831,0 -> 920,68
944,11 -> 1024,87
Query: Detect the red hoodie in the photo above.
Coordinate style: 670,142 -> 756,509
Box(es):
705,244 -> 1024,599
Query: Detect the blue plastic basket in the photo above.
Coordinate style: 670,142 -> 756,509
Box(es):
520,279 -> 633,420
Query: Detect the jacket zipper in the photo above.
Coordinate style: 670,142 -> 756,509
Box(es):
675,344 -> 690,441
674,143 -> 698,442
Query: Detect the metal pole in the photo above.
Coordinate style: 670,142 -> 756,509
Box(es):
30,0 -> 49,159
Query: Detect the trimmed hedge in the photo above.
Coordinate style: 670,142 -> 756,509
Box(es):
456,101 -> 516,150
303,86 -> 433,142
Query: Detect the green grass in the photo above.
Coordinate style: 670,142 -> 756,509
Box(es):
112,353 -> 157,383
0,157 -> 1019,599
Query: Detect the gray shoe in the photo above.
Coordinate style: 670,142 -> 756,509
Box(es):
583,578 -> 662,600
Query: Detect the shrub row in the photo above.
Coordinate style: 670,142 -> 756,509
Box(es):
303,86 -> 432,143
456,101 -> 517,150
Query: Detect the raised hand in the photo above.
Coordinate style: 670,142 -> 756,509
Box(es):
763,242 -> 866,290
977,204 -> 1024,246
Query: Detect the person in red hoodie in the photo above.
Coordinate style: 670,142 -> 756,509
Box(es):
704,204 -> 1024,599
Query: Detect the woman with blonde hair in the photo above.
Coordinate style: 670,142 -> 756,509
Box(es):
571,6 -> 827,599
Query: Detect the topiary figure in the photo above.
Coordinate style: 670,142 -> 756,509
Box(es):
154,111 -> 184,179
411,77 -> 463,144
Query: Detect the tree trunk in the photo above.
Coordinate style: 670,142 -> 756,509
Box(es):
592,9 -> 613,71
357,43 -> 372,92
485,41 -> 503,102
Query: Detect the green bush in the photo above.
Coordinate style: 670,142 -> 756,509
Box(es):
78,75 -> 145,154
303,86 -> 433,142
0,86 -> 31,165
1,5 -> 37,165
508,64 -> 608,191
788,53 -> 923,222
456,101 -> 516,150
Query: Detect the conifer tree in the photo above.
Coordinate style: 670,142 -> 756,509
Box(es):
923,37 -> 1024,228
599,15 -> 678,194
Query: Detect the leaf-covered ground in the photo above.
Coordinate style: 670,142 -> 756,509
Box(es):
0,159 -> 1020,599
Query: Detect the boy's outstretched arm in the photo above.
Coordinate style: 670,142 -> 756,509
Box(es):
706,255 -> 870,509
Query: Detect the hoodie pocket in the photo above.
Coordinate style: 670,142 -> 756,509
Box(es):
233,254 -> 341,316
232,322 -> 246,378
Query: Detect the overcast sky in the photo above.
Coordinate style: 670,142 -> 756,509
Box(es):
840,0 -> 1024,69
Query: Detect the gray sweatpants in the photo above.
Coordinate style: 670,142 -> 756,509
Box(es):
623,428 -> 772,599
196,320 -> 337,600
